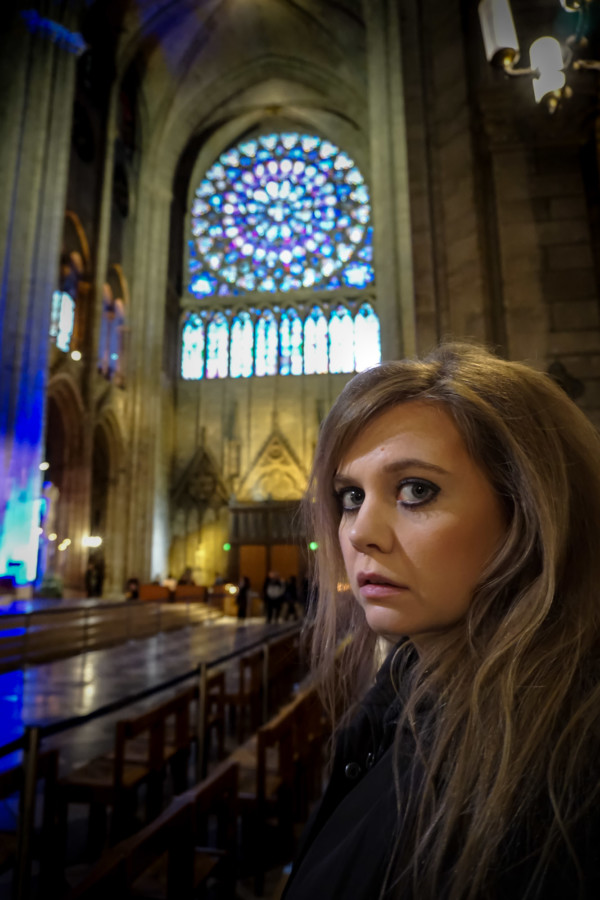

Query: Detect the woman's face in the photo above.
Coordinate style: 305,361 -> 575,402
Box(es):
335,401 -> 506,646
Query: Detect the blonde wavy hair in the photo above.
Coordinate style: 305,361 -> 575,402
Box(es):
303,342 -> 600,899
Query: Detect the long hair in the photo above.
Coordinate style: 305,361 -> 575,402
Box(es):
303,342 -> 600,899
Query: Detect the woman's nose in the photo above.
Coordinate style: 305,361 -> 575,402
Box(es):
348,497 -> 394,554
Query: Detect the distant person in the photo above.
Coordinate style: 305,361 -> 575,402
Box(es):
177,566 -> 194,585
283,575 -> 299,620
125,576 -> 139,600
237,575 -> 250,620
84,561 -> 99,598
214,572 -> 226,585
162,573 -> 177,598
263,570 -> 285,623
95,557 -> 105,596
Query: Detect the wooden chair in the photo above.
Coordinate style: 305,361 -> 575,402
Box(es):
57,687 -> 197,857
168,674 -> 226,777
266,632 -> 300,715
288,686 -> 327,821
0,747 -> 60,889
223,648 -> 264,743
230,704 -> 296,894
64,760 -> 239,900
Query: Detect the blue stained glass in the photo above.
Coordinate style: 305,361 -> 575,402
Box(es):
344,263 -> 374,288
206,313 -> 229,378
329,306 -> 355,374
354,303 -> 381,372
255,311 -> 278,376
230,311 -> 254,378
280,309 -> 304,376
181,313 -> 205,379
304,306 -> 328,374
49,291 -> 75,352
188,132 -> 374,297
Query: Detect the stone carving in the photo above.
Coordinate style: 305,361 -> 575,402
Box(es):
236,430 -> 307,502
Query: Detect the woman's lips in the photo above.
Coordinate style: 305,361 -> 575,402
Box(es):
356,573 -> 408,599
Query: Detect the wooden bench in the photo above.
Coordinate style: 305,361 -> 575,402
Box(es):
172,584 -> 206,603
138,584 -> 171,603
64,759 -> 239,900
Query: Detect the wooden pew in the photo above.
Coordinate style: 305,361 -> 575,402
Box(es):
64,759 -> 239,900
137,584 -> 171,603
172,584 -> 207,603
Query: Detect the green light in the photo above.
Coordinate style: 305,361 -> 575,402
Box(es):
223,542 -> 231,551
309,541 -> 319,551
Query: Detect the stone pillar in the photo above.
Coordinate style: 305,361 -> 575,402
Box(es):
0,1 -> 84,586
364,0 -> 416,359
123,171 -> 173,581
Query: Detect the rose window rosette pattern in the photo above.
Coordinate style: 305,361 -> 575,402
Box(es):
188,133 -> 374,298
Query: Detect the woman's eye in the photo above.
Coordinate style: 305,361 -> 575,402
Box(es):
337,487 -> 364,511
398,479 -> 439,508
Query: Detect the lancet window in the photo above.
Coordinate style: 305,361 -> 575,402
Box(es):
181,300 -> 381,379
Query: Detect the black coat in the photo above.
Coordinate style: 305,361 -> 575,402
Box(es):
283,645 -> 600,900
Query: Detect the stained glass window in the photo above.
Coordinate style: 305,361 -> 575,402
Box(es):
329,305 -> 355,374
255,310 -> 278,377
188,133 -> 375,299
280,308 -> 303,376
49,291 -> 75,352
354,303 -> 381,372
304,306 -> 329,375
181,313 -> 205,379
206,313 -> 229,379
181,301 -> 381,379
230,311 -> 253,378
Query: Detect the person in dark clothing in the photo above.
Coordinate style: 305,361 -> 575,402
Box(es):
283,575 -> 299,620
236,575 -> 250,620
283,343 -> 600,900
263,570 -> 285,622
84,561 -> 99,597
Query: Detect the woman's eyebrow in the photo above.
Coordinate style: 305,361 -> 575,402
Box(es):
381,458 -> 449,477
335,458 -> 449,482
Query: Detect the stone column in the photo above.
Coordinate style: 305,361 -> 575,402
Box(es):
364,0 -> 416,359
123,170 -> 173,581
0,0 -> 84,586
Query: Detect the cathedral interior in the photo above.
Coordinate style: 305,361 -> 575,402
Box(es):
3,0 -> 600,597
4,2 -> 600,898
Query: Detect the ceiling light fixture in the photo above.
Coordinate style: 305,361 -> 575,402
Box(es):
478,0 -> 600,111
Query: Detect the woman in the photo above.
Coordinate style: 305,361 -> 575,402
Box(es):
283,342 -> 600,900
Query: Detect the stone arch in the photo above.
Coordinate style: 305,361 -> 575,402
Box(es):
93,409 -> 127,593
44,373 -> 88,590
99,264 -> 130,385
59,211 -> 91,351
63,210 -> 91,270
